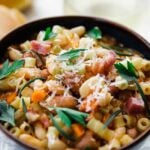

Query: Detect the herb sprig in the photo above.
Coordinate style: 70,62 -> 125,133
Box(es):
103,109 -> 122,129
57,49 -> 87,61
115,61 -> 150,117
101,45 -> 133,56
18,77 -> 45,97
49,114 -> 74,141
0,101 -> 15,126
87,26 -> 102,40
43,27 -> 57,41
49,107 -> 88,127
0,60 -> 24,80
21,98 -> 27,114
56,109 -> 71,127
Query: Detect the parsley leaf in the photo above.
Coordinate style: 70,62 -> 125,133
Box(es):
114,61 -> 138,81
115,61 -> 150,117
49,114 -> 74,141
43,27 -> 57,41
103,110 -> 122,129
87,26 -> 102,40
0,60 -> 24,80
18,77 -> 45,97
56,109 -> 72,127
0,100 -> 15,126
49,107 -> 88,126
57,49 -> 87,61
21,98 -> 27,114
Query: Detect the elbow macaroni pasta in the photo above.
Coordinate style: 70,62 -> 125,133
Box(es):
114,76 -> 128,90
113,116 -> 126,128
120,134 -> 133,146
140,82 -> 150,95
20,122 -> 32,134
19,134 -> 47,150
137,118 -> 150,132
87,118 -> 115,141
10,127 -> 21,137
123,115 -> 137,128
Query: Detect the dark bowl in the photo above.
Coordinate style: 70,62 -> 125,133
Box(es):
0,16 -> 150,150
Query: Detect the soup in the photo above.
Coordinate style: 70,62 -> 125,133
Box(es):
0,25 -> 150,150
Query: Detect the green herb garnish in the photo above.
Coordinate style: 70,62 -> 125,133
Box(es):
101,45 -> 133,56
57,49 -> 87,61
115,61 -> 150,116
114,50 -> 133,56
0,60 -> 24,80
87,26 -> 102,40
49,107 -> 88,126
21,98 -> 27,114
112,46 -> 133,56
43,27 -> 57,41
56,109 -> 71,127
0,100 -> 15,126
103,110 -> 122,129
49,114 -> 74,140
112,46 -> 133,52
18,77 -> 45,97
115,61 -> 138,81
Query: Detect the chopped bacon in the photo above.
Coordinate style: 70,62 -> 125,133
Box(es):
127,128 -> 138,138
125,97 -> 144,114
91,51 -> 116,75
105,51 -> 116,72
31,40 -> 51,55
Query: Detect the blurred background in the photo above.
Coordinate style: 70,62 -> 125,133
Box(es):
0,0 -> 150,40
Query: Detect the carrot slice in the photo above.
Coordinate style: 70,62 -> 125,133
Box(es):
31,90 -> 47,102
6,92 -> 17,104
72,123 -> 85,138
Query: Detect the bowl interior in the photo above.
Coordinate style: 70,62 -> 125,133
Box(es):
0,16 -> 150,150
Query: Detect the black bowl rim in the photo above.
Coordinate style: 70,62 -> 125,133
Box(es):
1,15 -> 150,47
0,15 -> 150,150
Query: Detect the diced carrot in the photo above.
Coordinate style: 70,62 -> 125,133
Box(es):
72,123 -> 85,138
31,90 -> 47,102
6,92 -> 17,104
